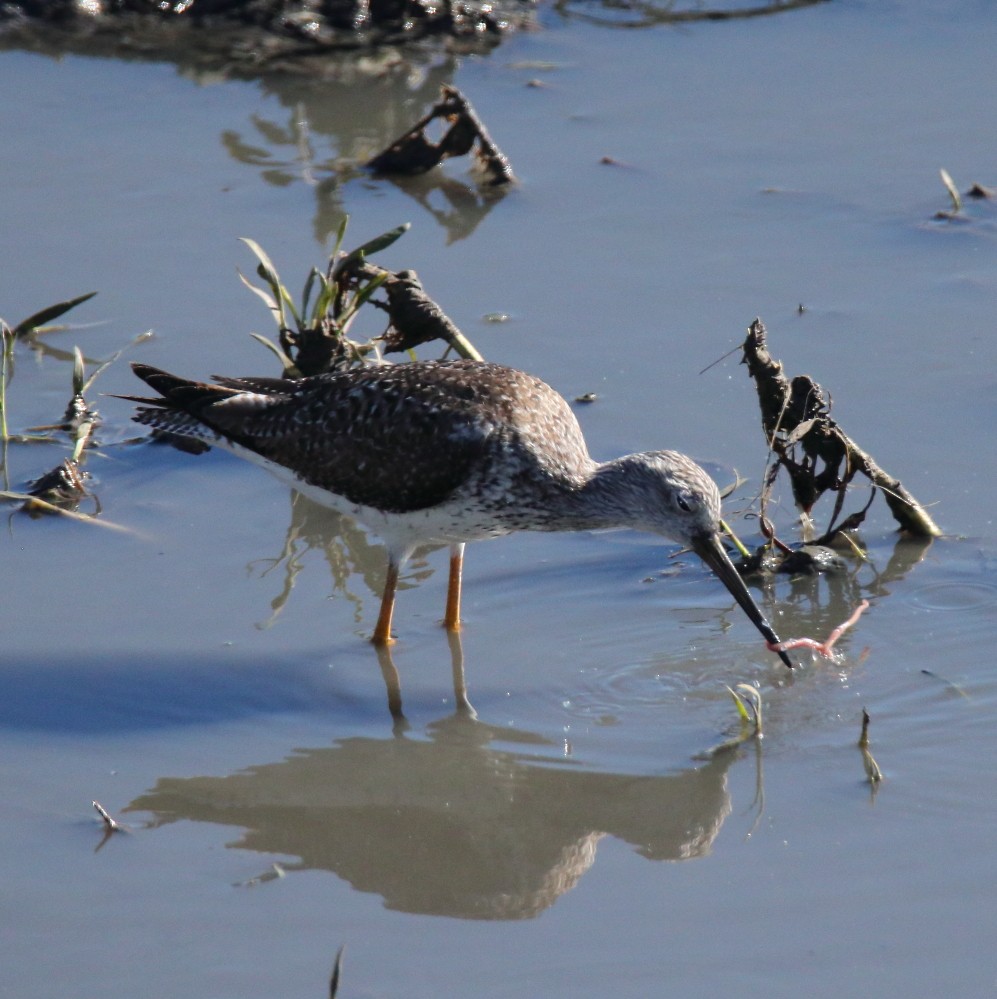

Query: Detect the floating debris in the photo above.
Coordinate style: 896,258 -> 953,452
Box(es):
24,458 -> 89,511
0,1 -> 533,70
329,946 -> 345,998
236,862 -> 287,888
92,799 -> 123,833
774,544 -> 847,576
353,263 -> 483,360
858,709 -> 883,784
939,167 -> 962,214
741,318 -> 942,540
921,669 -> 971,700
367,85 -> 515,187
932,169 -> 997,219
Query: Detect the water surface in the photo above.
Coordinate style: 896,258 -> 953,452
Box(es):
2,2 -> 997,996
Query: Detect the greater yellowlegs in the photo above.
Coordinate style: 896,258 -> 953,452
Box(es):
129,359 -> 793,666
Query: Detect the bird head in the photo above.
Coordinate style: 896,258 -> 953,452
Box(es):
617,451 -> 794,668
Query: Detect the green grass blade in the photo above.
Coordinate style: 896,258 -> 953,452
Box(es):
80,330 -> 154,395
330,215 -> 350,267
12,291 -> 97,338
0,490 -> 140,532
339,270 -> 389,327
734,683 -> 763,735
725,685 -> 751,723
72,346 -> 85,397
237,269 -> 283,328
278,283 -> 302,330
71,420 -> 93,462
249,332 -> 298,375
239,237 -> 282,288
335,223 -> 410,275
301,266 -> 321,319
720,518 -> 750,558
239,237 -> 289,330
310,272 -> 336,325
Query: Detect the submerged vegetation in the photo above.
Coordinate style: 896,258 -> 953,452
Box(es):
736,318 -> 941,563
239,217 -> 483,377
366,85 -> 515,187
1,223 -> 942,603
0,292 -> 126,521
934,167 -> 995,221
0,218 -> 486,525
237,222 -> 407,377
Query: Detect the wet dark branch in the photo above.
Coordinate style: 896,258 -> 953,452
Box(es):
366,85 -> 515,187
741,318 -> 942,538
348,261 -> 483,360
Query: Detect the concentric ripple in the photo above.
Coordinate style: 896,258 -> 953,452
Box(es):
907,581 -> 997,612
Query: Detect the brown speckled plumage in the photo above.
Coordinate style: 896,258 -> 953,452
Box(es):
128,358 -> 793,664
133,360 -> 593,518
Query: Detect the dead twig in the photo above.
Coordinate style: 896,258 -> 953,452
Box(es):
92,800 -> 124,833
741,319 -> 942,538
345,261 -> 483,360
858,709 -> 883,783
329,946 -> 345,998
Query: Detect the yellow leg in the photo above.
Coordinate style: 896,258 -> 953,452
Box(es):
372,558 -> 400,646
444,543 -> 464,632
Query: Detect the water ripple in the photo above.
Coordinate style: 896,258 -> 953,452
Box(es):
907,580 -> 997,611
559,648 -> 764,723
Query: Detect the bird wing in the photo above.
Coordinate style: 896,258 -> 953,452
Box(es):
132,361 -> 498,513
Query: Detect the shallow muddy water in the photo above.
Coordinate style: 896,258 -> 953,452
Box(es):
3,2 -> 997,996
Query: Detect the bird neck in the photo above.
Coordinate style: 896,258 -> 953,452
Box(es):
546,455 -> 647,532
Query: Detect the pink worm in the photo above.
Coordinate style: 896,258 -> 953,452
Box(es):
766,599 -> 870,659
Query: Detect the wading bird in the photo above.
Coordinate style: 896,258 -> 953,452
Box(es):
128,359 -> 793,667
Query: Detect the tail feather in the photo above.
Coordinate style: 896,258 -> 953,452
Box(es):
131,362 -> 197,397
127,363 -> 228,445
131,405 -> 218,440
126,362 -> 297,447
131,362 -> 241,415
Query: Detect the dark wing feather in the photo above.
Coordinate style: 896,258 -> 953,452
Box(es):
130,360 -> 517,513
211,374 -> 300,393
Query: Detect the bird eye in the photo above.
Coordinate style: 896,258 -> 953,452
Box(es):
675,490 -> 695,513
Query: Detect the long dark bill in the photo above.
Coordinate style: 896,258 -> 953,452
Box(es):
692,532 -> 795,669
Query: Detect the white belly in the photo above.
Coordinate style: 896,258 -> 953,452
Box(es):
224,441 -> 513,558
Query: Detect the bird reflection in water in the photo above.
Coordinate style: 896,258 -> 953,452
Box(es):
125,698 -> 741,920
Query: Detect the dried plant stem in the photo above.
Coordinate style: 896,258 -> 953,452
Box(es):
92,800 -> 123,832
742,319 -> 941,537
858,709 -> 884,783
0,323 -> 11,444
